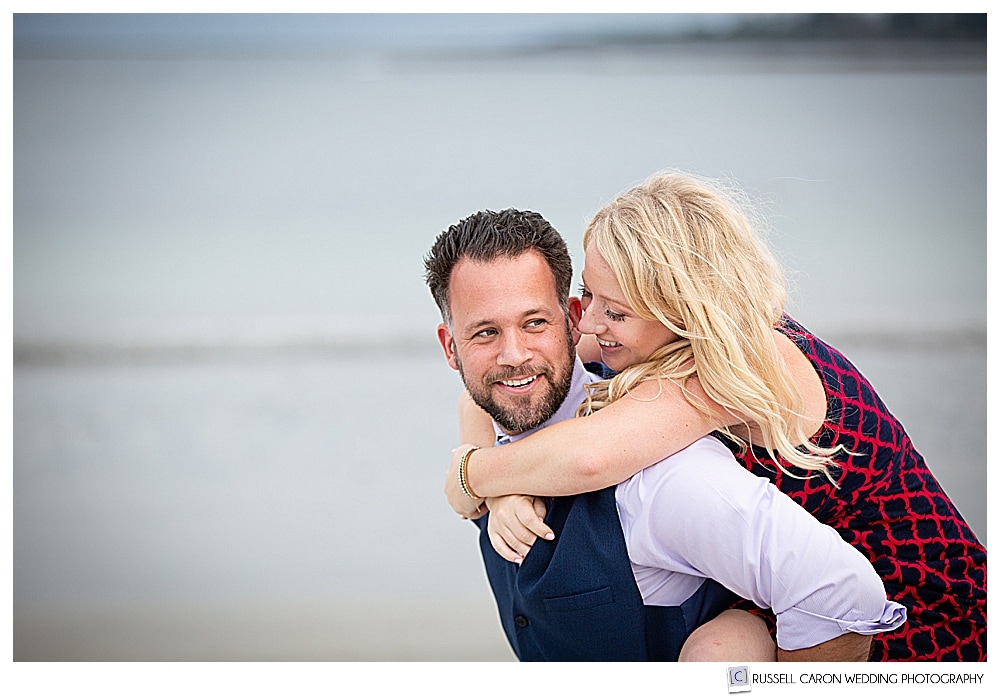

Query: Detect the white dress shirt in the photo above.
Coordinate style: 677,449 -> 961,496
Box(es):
496,357 -> 906,650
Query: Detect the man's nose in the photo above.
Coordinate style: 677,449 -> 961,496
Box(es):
497,330 -> 533,366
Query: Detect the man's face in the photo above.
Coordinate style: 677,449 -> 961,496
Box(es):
437,251 -> 576,435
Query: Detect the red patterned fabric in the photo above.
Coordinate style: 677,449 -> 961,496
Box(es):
729,315 -> 986,661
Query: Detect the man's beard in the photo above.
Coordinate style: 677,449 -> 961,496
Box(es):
457,324 -> 576,435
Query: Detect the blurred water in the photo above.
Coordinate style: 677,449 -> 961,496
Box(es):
12,42 -> 986,660
14,354 -> 515,659
13,48 -> 985,344
12,341 -> 987,661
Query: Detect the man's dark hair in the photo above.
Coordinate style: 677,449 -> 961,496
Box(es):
424,209 -> 573,324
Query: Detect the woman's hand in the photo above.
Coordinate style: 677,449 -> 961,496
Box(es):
446,444 -> 487,518
485,495 -> 554,564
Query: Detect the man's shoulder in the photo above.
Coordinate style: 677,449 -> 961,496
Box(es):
626,436 -> 741,489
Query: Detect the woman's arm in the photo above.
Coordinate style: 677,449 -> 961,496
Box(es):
446,329 -> 826,506
444,375 -> 722,510
449,392 -> 496,519
454,391 -> 555,551
458,390 -> 496,447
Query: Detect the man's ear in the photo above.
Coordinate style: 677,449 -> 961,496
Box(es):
436,322 -> 460,371
567,296 -> 583,346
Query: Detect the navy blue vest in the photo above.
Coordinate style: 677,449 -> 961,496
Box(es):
477,485 -> 736,661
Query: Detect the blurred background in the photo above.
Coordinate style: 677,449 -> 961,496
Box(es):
12,13 -> 986,661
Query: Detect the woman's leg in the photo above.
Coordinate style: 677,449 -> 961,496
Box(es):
679,609 -> 777,662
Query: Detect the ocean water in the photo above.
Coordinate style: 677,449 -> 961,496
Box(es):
12,43 -> 986,661
14,47 -> 986,344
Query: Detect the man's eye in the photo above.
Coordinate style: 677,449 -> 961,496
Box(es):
475,329 -> 497,338
526,319 -> 547,329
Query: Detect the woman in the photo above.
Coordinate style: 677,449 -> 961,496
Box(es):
447,171 -> 986,661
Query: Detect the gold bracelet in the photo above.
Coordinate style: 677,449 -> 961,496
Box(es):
458,446 -> 482,500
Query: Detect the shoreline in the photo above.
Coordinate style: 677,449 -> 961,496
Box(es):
11,321 -> 988,367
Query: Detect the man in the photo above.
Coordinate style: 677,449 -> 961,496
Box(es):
423,209 -> 903,661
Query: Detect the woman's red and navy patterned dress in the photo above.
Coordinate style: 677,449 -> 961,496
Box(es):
733,315 -> 986,661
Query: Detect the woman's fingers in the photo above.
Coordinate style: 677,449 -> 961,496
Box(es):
484,495 -> 557,564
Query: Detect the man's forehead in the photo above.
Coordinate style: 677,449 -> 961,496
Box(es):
449,252 -> 563,327
451,251 -> 558,293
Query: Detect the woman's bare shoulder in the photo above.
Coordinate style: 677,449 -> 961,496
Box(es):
773,329 -> 826,437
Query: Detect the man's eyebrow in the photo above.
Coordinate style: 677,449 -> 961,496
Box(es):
461,308 -> 556,335
462,318 -> 497,335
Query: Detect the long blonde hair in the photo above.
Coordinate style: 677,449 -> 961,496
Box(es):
578,171 -> 841,482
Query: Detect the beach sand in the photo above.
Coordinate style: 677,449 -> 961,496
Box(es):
14,598 -> 515,661
12,335 -> 985,662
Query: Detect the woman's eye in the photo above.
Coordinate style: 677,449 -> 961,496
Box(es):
605,308 -> 626,322
577,284 -> 592,298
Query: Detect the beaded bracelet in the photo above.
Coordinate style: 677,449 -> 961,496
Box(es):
458,446 -> 482,500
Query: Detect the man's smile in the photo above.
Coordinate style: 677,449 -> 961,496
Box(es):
494,374 -> 545,394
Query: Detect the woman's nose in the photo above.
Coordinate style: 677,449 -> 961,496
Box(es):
578,304 -> 606,335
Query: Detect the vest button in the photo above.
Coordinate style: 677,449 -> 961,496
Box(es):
514,615 -> 529,628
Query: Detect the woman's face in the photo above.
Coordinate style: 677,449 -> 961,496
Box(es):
578,242 -> 679,372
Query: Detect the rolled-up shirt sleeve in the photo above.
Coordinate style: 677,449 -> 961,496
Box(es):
616,437 -> 906,651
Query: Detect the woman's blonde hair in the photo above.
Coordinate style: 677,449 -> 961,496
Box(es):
578,170 -> 841,482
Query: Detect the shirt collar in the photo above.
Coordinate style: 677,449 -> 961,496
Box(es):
493,357 -> 598,446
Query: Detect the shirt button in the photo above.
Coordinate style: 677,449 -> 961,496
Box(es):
514,615 -> 529,628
